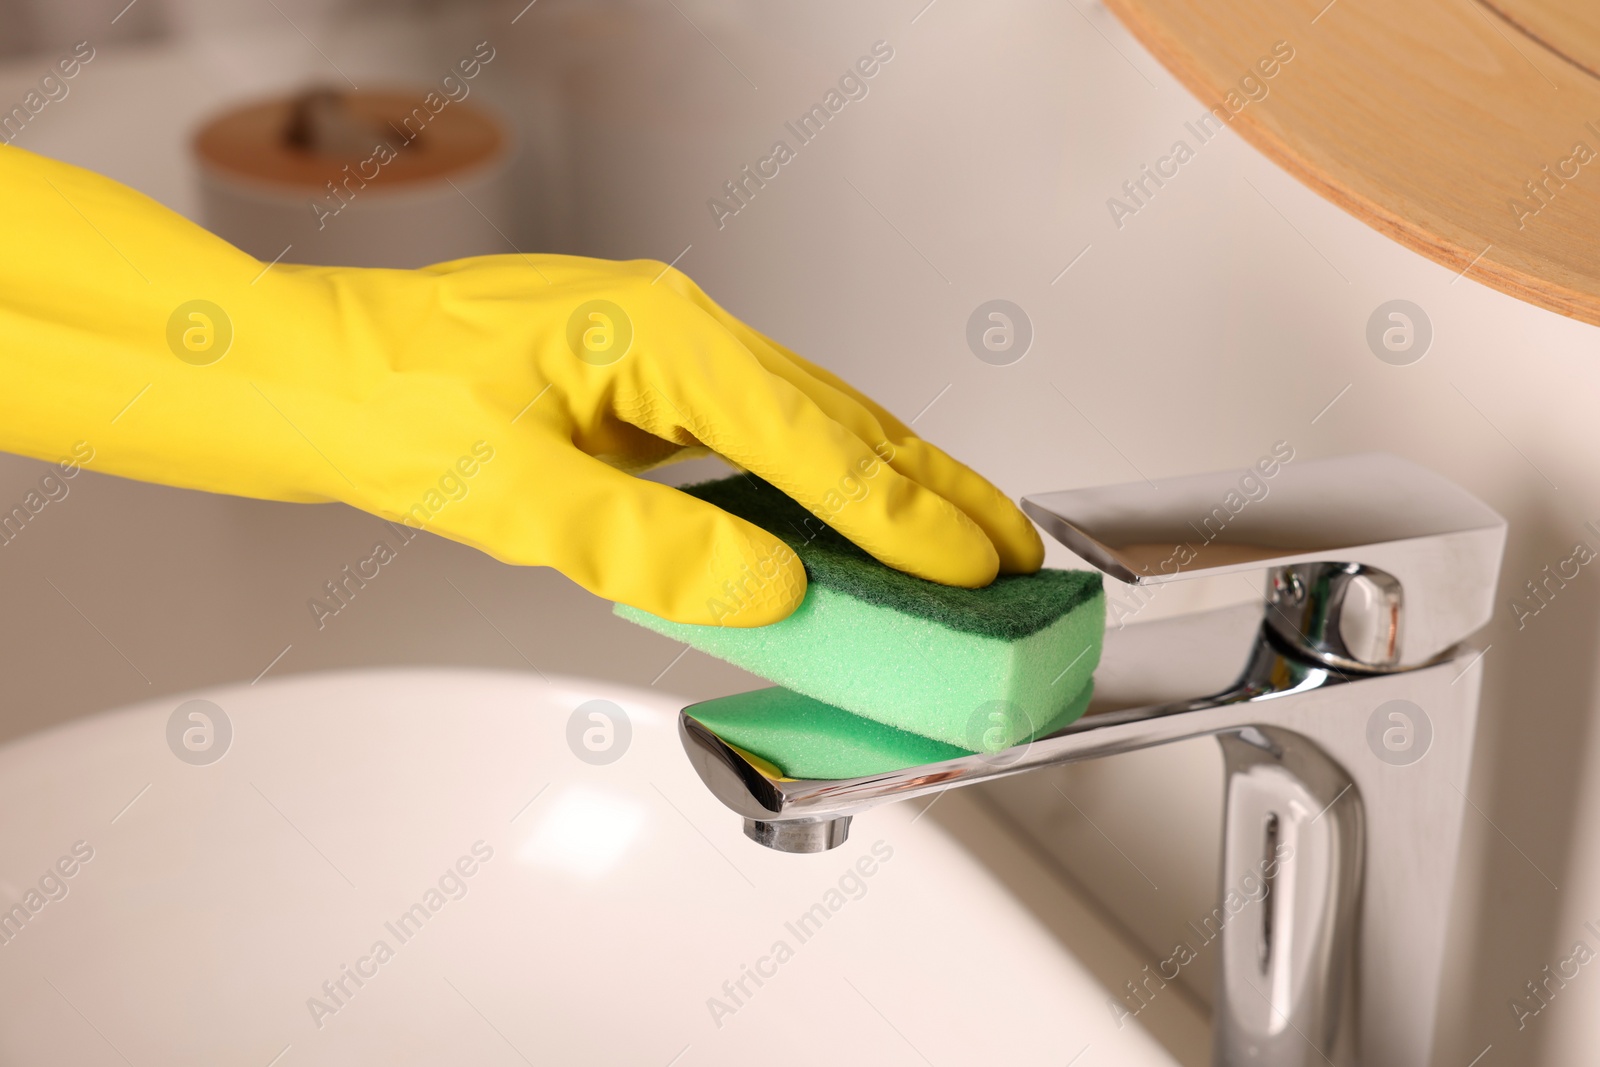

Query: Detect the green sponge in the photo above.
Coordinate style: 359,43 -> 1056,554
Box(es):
616,475 -> 1105,751
686,680 -> 1095,780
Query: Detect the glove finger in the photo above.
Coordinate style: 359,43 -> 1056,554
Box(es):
613,284 -> 1000,589
745,337 -> 1043,575
415,430 -> 808,627
660,280 -> 1042,574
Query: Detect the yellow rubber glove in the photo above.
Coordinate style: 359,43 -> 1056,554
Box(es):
0,146 -> 1043,625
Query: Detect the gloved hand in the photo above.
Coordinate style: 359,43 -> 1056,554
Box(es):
0,146 -> 1043,626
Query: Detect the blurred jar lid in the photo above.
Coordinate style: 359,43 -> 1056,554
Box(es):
193,87 -> 505,191
1108,0 -> 1600,326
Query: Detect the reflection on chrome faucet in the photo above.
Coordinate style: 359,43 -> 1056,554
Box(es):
1106,439 -> 1296,629
1108,837 -> 1295,1030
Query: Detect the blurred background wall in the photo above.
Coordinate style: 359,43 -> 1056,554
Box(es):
1,0 -> 1598,1061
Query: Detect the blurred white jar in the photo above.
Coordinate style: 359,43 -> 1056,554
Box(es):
193,84 -> 512,268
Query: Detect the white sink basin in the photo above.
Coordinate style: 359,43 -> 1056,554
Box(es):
0,670 -> 1179,1065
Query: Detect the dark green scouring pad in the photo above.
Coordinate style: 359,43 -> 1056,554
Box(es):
686,680 -> 1096,781
615,475 -> 1105,751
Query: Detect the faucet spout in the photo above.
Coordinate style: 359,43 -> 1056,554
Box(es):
677,613 -> 1348,834
742,817 -> 851,852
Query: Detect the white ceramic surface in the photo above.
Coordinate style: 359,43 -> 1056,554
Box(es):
198,153 -> 515,270
0,669 -> 1177,1066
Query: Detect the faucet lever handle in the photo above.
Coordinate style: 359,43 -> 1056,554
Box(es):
1021,452 -> 1506,671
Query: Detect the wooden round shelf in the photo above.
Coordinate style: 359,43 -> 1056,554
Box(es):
1106,0 -> 1600,325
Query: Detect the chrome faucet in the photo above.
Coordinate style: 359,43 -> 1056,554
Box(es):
676,453 -> 1506,1067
